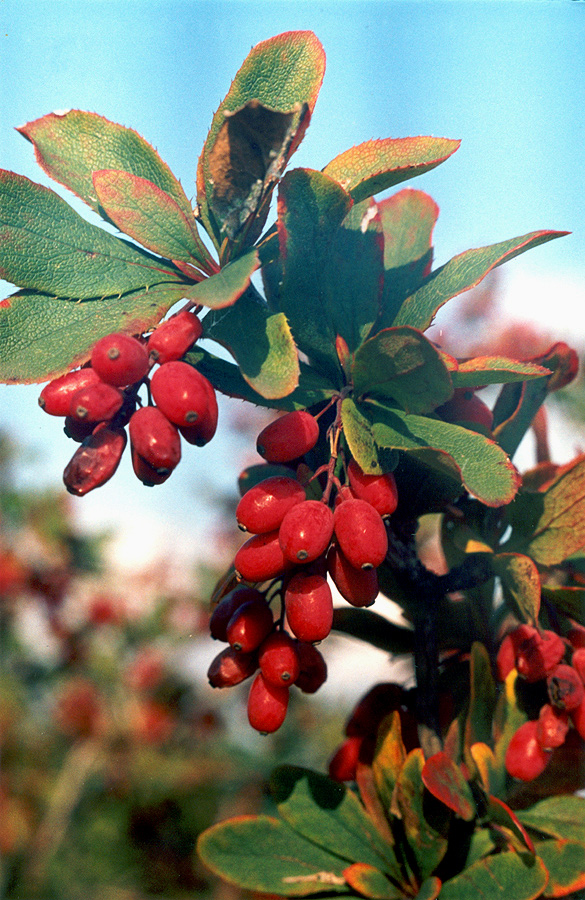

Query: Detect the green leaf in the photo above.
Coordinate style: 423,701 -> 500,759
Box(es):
465,643 -> 497,751
18,110 -> 194,219
414,877 -> 442,900
92,169 -> 211,266
183,248 -> 260,310
421,752 -> 476,821
393,231 -> 569,332
526,454 -> 585,566
196,815 -> 349,896
372,711 -> 407,815
438,850 -> 548,900
483,796 -> 535,855
363,401 -> 520,506
203,287 -> 299,399
343,863 -> 403,899
0,171 -> 183,298
517,795 -> 585,844
0,284 -> 186,383
351,326 -> 453,415
540,585 -> 585,621
492,553 -> 541,623
451,356 -> 552,389
536,840 -> 585,897
323,137 -> 460,203
341,397 -> 385,475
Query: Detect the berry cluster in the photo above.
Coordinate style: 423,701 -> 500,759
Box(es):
498,624 -> 585,781
207,408 -> 399,734
38,310 -> 217,495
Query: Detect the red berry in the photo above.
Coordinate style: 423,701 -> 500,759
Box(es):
505,720 -> 551,781
209,586 -> 265,641
513,626 -> 565,683
39,367 -> 100,416
237,476 -> 306,534
258,631 -> 300,686
294,642 -> 327,693
571,695 -> 585,740
207,646 -> 258,688
69,380 -> 124,423
279,500 -> 334,564
63,424 -> 127,495
496,633 -> 517,682
547,663 -> 585,711
128,406 -> 181,473
91,332 -> 149,387
147,310 -> 203,364
333,498 -> 388,570
247,672 -> 289,733
327,544 -> 379,607
571,648 -> 585,684
226,599 -> 274,653
150,361 -> 210,427
536,703 -> 569,749
285,572 -> 333,643
63,415 -> 97,443
328,736 -> 363,782
234,530 -> 289,583
178,376 -> 218,446
131,447 -> 173,486
256,410 -> 320,463
436,388 -> 494,433
347,460 -> 398,517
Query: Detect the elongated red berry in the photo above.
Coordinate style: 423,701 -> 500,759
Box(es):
295,642 -> 327,693
279,500 -> 334,564
547,663 -> 585,711
150,360 -> 210,427
209,586 -> 265,641
347,460 -> 398,517
333,498 -> 388,569
256,410 -> 320,463
234,530 -> 289,583
247,672 -> 289,733
131,447 -> 173,486
226,599 -> 273,653
327,544 -> 379,607
505,720 -> 551,781
63,425 -> 127,495
147,311 -> 203,364
69,380 -> 124,423
207,646 -> 258,688
259,631 -> 300,686
178,377 -> 218,446
91,333 -> 149,387
129,406 -> 181,472
39,367 -> 100,416
237,476 -> 306,534
285,572 -> 333,642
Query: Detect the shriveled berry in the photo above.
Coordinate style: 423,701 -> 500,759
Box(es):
39,367 -> 100,416
237,476 -> 306,534
147,310 -> 203,364
295,642 -> 327,693
547,663 -> 585,711
328,736 -> 363,782
129,406 -> 181,472
247,672 -> 289,733
69,380 -> 124,423
207,646 -> 258,688
347,460 -> 398,517
63,424 -> 127,495
234,530 -> 289,582
536,703 -> 569,749
91,332 -> 149,387
505,720 -> 551,781
178,377 -> 218,446
327,544 -> 379,607
514,626 -> 565,683
285,572 -> 333,643
279,500 -> 334,564
209,586 -> 265,641
333,498 -> 388,570
150,360 -> 210,427
226,599 -> 273,653
256,410 -> 320,463
258,631 -> 300,686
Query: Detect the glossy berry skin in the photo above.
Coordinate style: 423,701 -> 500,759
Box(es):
258,631 -> 300,686
285,572 -> 333,643
63,425 -> 127,496
226,599 -> 273,653
256,410 -> 320,463
128,406 -> 181,472
347,460 -> 398,517
505,720 -> 551,781
279,500 -> 334,564
147,311 -> 203,364
178,377 -> 218,446
237,476 -> 306,534
247,672 -> 289,733
69,381 -> 124,423
207,646 -> 258,688
39,367 -> 100,416
91,333 -> 149,387
234,530 -> 289,583
209,586 -> 265,641
294,642 -> 328,693
327,545 -> 379,607
547,663 -> 585,711
333,498 -> 388,570
150,361 -> 210,427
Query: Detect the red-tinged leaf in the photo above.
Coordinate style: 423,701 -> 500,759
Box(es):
0,284 -> 187,384
465,643 -> 497,751
438,850 -> 548,900
536,840 -> 585,898
414,877 -> 442,900
421,752 -> 476,821
517,795 -> 585,844
492,553 -> 541,623
323,136 -> 461,203
196,815 -> 348,896
182,248 -> 260,310
342,863 -> 403,899
393,749 -> 449,881
452,356 -> 551,389
484,795 -> 535,855
468,744 -> 498,795
92,170 -> 212,267
371,711 -> 407,815
394,231 -> 569,332
18,110 -> 194,219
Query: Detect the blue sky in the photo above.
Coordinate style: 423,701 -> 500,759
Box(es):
1,1 -> 584,564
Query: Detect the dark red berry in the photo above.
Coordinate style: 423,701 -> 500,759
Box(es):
237,476 -> 306,534
247,672 -> 289,733
178,377 -> 218,446
147,310 -> 203,364
226,599 -> 273,653
536,703 -> 569,749
207,646 -> 258,688
279,500 -> 334,564
256,410 -> 320,463
327,544 -> 379,607
285,572 -> 333,643
69,380 -> 124,423
63,415 -> 96,443
39,367 -> 100,416
234,530 -> 289,583
294,642 -> 327,693
209,586 -> 265,641
63,424 -> 127,495
436,388 -> 494,433
547,663 -> 585,711
347,460 -> 398,517
258,631 -> 300,686
333,498 -> 388,569
128,406 -> 181,473
91,332 -> 149,387
505,720 -> 551,781
130,447 -> 173,486
150,360 -> 210,427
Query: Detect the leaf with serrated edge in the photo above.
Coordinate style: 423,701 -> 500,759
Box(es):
452,357 -> 551,389
492,553 -> 541,623
323,137 -> 460,203
394,231 -> 569,332
438,850 -> 548,900
536,840 -> 585,897
421,752 -> 475,821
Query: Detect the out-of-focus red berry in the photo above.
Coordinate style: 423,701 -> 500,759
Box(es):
505,720 -> 551,782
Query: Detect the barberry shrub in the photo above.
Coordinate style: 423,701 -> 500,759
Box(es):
2,29 -> 585,900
